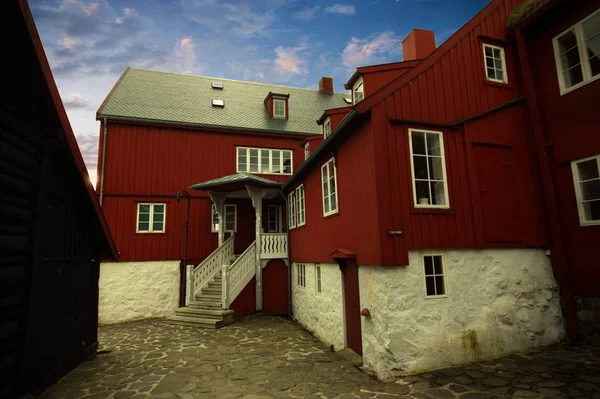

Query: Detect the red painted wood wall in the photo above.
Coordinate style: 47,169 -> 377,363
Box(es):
98,122 -> 303,262
524,0 -> 600,296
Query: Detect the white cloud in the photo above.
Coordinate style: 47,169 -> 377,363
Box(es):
292,7 -> 319,21
82,2 -> 100,15
273,44 -> 308,78
174,36 -> 204,74
341,31 -> 402,67
324,4 -> 356,16
123,8 -> 137,15
61,35 -> 78,50
116,7 -> 139,24
63,92 -> 91,109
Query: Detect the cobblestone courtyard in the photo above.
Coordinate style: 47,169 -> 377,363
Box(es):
41,315 -> 600,399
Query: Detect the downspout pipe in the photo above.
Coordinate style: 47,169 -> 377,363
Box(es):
281,191 -> 292,318
515,27 -> 580,343
99,117 -> 108,206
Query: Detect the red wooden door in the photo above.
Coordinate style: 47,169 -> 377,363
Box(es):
342,261 -> 363,356
262,260 -> 289,316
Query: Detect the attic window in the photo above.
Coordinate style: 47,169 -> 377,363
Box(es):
212,99 -> 224,107
211,82 -> 224,89
274,98 -> 286,118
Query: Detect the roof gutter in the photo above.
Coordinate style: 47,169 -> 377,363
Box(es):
283,109 -> 358,191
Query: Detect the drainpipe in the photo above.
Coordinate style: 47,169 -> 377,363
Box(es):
281,192 -> 292,318
177,190 -> 191,307
99,117 -> 108,206
514,27 -> 580,342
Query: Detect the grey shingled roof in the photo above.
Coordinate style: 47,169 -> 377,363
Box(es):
190,173 -> 282,190
97,68 -> 350,135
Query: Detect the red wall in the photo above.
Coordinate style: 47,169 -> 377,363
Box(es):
99,122 -> 303,262
525,0 -> 600,296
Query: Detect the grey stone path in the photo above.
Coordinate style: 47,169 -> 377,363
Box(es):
40,315 -> 600,399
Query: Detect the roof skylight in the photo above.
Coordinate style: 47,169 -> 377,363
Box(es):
211,82 -> 224,89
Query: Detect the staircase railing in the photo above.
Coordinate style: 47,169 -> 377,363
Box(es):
222,241 -> 256,309
261,233 -> 288,259
189,234 -> 234,302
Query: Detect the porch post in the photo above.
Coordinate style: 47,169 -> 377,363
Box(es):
246,185 -> 267,311
209,191 -> 227,246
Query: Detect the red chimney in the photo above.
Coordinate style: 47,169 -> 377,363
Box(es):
319,76 -> 334,94
402,29 -> 436,61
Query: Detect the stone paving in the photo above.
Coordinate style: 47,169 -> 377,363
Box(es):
40,315 -> 600,399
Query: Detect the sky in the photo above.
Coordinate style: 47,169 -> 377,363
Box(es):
30,0 -> 489,185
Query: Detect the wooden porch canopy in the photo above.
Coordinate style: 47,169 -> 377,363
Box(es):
189,172 -> 282,193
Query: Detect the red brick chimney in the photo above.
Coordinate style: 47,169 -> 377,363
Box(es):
402,29 -> 436,61
319,76 -> 334,94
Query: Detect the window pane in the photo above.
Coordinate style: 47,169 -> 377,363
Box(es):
484,46 -> 493,57
139,204 -> 150,213
485,57 -> 494,68
583,200 -> 600,221
578,159 -> 600,180
435,276 -> 445,295
238,148 -> 247,171
138,212 -> 150,222
492,48 -> 502,58
433,256 -> 443,274
323,179 -> 329,198
261,149 -> 270,173
154,205 -> 164,214
581,180 -> 600,201
425,276 -> 436,296
272,151 -> 281,173
487,68 -> 496,80
496,70 -> 505,82
558,31 -> 578,54
586,35 -> 600,77
428,157 -> 444,180
426,133 -> 441,156
494,58 -> 503,70
330,192 -> 337,211
560,47 -> 582,70
283,151 -> 291,173
138,222 -> 149,231
431,181 -> 447,205
329,177 -> 336,195
328,161 -> 335,177
583,12 -> 600,40
424,256 -> 433,275
249,149 -> 259,172
416,180 -> 430,204
153,222 -> 163,231
412,132 -> 426,155
413,156 -> 429,179
562,67 -> 584,88
153,213 -> 164,222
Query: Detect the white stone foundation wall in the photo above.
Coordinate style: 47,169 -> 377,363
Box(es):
99,261 -> 180,325
292,263 -> 345,350
359,249 -> 565,380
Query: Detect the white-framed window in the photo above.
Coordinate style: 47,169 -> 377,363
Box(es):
211,204 -> 237,232
553,9 -> 600,95
297,263 -> 306,287
315,263 -> 322,294
321,158 -> 339,216
136,203 -> 166,233
353,77 -> 364,104
423,255 -> 446,298
571,154 -> 600,226
482,43 -> 508,83
267,205 -> 278,232
304,142 -> 310,160
273,98 -> 286,118
288,192 -> 296,229
409,129 -> 449,208
323,118 -> 332,138
236,147 -> 293,175
296,185 -> 306,226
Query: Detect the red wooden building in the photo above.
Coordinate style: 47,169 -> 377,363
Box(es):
96,0 -> 599,379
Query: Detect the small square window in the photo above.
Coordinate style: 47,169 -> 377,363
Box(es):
353,78 -> 364,104
482,44 -> 508,84
323,118 -> 332,138
304,142 -> 310,160
572,155 -> 600,226
137,203 -> 166,233
274,98 -> 286,118
423,255 -> 446,297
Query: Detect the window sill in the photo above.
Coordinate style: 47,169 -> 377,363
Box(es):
136,231 -> 166,235
410,207 -> 455,215
237,171 -> 293,176
579,220 -> 600,227
425,294 -> 448,300
560,74 -> 600,96
323,210 -> 340,220
483,79 -> 512,89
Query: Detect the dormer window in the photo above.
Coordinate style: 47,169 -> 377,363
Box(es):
353,76 -> 364,104
274,98 -> 286,118
323,117 -> 331,138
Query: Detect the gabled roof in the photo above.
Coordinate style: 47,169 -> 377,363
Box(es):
18,0 -> 118,260
344,59 -> 421,89
190,173 -> 282,192
97,68 -> 349,136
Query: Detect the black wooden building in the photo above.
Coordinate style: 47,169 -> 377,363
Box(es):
1,1 -> 118,396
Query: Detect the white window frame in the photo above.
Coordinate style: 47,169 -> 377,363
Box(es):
304,142 -> 310,160
136,203 -> 166,233
211,204 -> 237,233
315,263 -> 322,294
408,129 -> 450,209
273,98 -> 286,118
296,184 -> 306,227
267,205 -> 279,232
297,263 -> 306,287
571,154 -> 600,226
321,158 -> 339,217
236,147 -> 293,175
288,192 -> 296,229
423,254 -> 447,299
353,76 -> 364,104
482,43 -> 508,84
323,117 -> 332,138
553,8 -> 600,95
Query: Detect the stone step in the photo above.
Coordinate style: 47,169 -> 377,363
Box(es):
188,300 -> 222,310
193,295 -> 222,304
207,282 -> 221,289
175,307 -> 233,320
167,315 -> 223,329
202,287 -> 222,295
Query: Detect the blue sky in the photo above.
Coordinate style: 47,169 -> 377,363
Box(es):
31,0 -> 488,184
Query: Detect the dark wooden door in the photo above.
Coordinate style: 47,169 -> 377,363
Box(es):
342,261 -> 362,356
262,260 -> 289,316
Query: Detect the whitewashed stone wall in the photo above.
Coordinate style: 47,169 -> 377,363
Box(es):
99,261 -> 180,325
292,263 -> 345,350
359,249 -> 565,380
